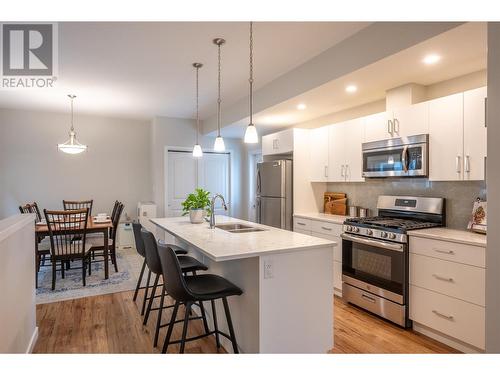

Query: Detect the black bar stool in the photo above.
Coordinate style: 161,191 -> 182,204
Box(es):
141,228 -> 209,347
131,222 -> 187,315
153,235 -> 243,354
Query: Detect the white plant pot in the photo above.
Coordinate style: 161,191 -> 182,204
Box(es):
189,209 -> 205,224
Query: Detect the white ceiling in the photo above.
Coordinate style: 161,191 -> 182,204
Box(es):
0,22 -> 370,120
219,22 -> 487,138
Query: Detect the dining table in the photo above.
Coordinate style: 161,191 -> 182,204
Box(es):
35,217 -> 114,285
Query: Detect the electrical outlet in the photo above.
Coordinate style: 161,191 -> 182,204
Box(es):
263,259 -> 274,279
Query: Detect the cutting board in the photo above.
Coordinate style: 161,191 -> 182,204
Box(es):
324,192 -> 347,215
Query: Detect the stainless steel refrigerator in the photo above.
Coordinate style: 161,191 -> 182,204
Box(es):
256,160 -> 293,230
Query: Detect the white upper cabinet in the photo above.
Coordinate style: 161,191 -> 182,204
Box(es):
309,126 -> 330,182
262,128 -> 294,155
429,93 -> 464,181
327,119 -> 365,182
390,101 -> 429,138
463,87 -> 487,180
363,112 -> 391,143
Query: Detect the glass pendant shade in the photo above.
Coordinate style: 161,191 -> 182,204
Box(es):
244,123 -> 258,144
214,136 -> 225,152
58,131 -> 87,154
192,144 -> 203,158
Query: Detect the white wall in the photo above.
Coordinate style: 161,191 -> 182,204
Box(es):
151,116 -> 248,219
486,22 -> 500,353
0,108 -> 152,219
0,214 -> 37,353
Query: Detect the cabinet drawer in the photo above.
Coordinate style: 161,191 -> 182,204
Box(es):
310,220 -> 343,237
294,228 -> 311,236
334,260 -> 342,292
410,236 -> 485,268
293,217 -> 311,231
410,253 -> 485,306
308,231 -> 342,262
410,286 -> 485,350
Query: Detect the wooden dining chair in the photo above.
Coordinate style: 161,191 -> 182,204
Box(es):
44,208 -> 92,290
88,202 -> 124,273
20,202 -> 51,272
63,199 -> 94,217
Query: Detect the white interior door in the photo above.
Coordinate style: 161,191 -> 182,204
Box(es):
167,151 -> 198,217
198,153 -> 230,215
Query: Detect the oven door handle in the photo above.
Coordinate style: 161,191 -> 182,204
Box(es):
341,233 -> 404,252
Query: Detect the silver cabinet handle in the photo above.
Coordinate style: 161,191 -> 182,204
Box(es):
465,155 -> 471,173
361,294 -> 376,303
324,165 -> 328,178
484,97 -> 488,128
341,164 -> 345,177
387,120 -> 393,136
432,310 -> 454,321
434,248 -> 454,255
321,226 -> 332,231
455,155 -> 461,174
345,164 -> 349,180
296,222 -> 306,226
393,118 -> 400,134
432,274 -> 454,282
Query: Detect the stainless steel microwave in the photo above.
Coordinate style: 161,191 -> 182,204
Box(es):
362,134 -> 428,178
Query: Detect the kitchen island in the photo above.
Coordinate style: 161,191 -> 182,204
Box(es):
151,215 -> 336,353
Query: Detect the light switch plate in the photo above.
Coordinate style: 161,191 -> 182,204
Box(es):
264,259 -> 274,279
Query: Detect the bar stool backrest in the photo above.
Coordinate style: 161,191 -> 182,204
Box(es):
154,232 -> 194,302
131,222 -> 146,257
140,228 -> 163,275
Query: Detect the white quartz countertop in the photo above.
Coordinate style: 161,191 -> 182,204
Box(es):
408,227 -> 487,247
293,212 -> 350,225
151,215 -> 336,261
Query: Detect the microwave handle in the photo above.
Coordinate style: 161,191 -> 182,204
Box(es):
402,145 -> 409,173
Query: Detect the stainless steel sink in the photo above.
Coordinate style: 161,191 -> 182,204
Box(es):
215,223 -> 265,233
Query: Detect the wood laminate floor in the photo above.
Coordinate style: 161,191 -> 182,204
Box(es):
33,291 -> 458,354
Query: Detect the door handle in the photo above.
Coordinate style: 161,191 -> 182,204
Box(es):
387,120 -> 393,136
402,145 -> 409,173
432,310 -> 454,321
455,155 -> 461,174
393,118 -> 400,134
465,155 -> 471,173
433,248 -> 454,255
432,274 -> 454,282
324,165 -> 328,178
361,294 -> 376,303
341,164 -> 345,177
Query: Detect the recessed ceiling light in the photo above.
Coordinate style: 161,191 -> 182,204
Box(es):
345,85 -> 357,93
422,54 -> 441,65
297,103 -> 307,110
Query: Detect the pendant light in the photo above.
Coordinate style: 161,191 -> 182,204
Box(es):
244,21 -> 258,144
213,37 -> 226,152
192,62 -> 203,158
57,95 -> 87,154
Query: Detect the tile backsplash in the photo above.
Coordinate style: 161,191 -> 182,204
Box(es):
325,179 -> 486,230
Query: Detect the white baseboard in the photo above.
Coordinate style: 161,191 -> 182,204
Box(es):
26,326 -> 39,353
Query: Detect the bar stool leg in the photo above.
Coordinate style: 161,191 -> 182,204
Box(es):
211,299 -> 221,349
144,274 -> 160,325
133,258 -> 146,301
154,285 -> 166,347
198,300 -> 210,334
179,302 -> 192,354
222,297 -> 239,354
162,301 -> 180,354
141,270 -> 152,315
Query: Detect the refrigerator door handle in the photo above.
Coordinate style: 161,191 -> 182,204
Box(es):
256,168 -> 261,196
256,198 -> 261,223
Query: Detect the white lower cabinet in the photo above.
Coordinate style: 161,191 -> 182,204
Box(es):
409,236 -> 486,352
294,217 -> 343,296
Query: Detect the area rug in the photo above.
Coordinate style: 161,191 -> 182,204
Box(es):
36,247 -> 143,305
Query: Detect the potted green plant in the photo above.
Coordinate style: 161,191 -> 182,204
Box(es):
181,188 -> 211,224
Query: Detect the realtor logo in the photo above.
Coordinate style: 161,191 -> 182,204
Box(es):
1,23 -> 58,88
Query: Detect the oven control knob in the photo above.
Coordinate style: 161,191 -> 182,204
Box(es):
366,229 -> 373,236
348,226 -> 354,232
353,227 -> 360,233
380,231 -> 388,238
388,233 -> 396,240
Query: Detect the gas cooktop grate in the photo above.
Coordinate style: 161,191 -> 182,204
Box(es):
345,216 -> 441,231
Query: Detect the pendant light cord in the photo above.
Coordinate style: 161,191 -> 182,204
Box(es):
68,94 -> 76,133
195,64 -> 200,144
217,42 -> 222,137
249,21 -> 254,126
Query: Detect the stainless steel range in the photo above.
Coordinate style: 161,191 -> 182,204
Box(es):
341,195 -> 445,328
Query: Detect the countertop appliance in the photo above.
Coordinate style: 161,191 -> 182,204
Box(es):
341,195 -> 445,328
256,160 -> 293,230
362,134 -> 428,178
